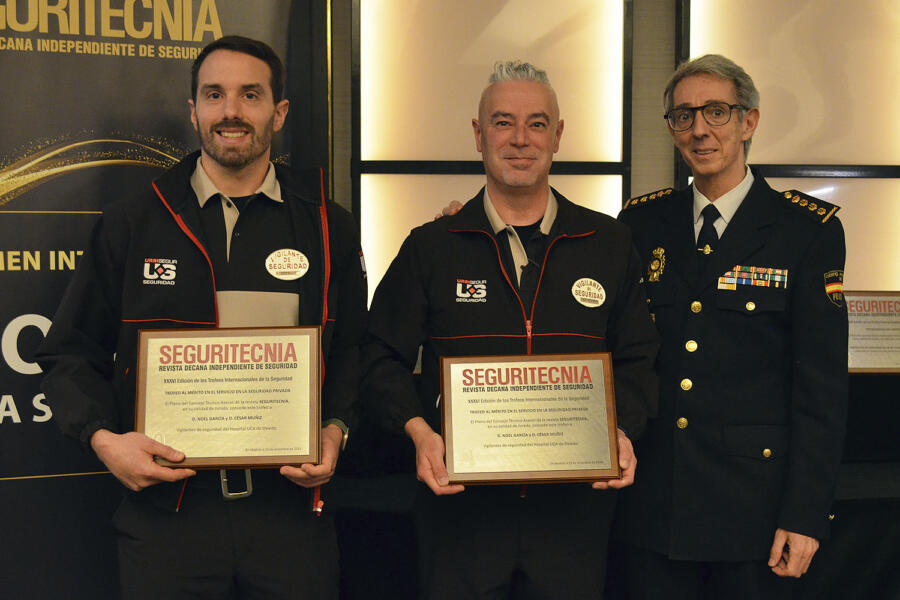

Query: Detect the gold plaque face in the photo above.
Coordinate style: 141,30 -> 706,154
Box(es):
136,327 -> 321,469
845,291 -> 900,373
440,353 -> 620,484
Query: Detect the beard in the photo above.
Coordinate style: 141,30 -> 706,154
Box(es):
196,115 -> 275,170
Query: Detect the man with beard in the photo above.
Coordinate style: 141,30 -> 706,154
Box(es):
37,36 -> 366,599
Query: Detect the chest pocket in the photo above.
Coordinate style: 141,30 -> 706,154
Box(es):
644,284 -> 674,326
716,290 -> 786,314
646,283 -> 674,308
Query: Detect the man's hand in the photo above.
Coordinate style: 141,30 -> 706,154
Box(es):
592,428 -> 636,490
91,429 -> 195,491
768,528 -> 819,577
405,417 -> 465,495
280,424 -> 343,487
433,200 -> 464,220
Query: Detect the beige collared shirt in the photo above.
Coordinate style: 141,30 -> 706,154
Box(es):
189,158 -> 298,328
483,188 -> 557,285
190,157 -> 282,261
692,167 -> 754,241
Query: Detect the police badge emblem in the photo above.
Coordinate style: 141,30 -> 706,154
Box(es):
648,247 -> 665,282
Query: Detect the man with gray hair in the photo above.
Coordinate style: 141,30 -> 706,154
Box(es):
616,54 -> 848,598
363,60 -> 658,597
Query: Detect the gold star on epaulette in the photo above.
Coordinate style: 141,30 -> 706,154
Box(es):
782,190 -> 840,224
623,187 -> 674,210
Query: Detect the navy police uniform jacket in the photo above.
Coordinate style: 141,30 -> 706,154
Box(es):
615,172 -> 848,561
36,151 -> 366,507
363,188 -> 658,444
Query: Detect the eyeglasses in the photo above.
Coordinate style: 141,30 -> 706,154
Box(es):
664,102 -> 744,132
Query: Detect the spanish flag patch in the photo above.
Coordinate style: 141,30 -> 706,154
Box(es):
824,269 -> 844,307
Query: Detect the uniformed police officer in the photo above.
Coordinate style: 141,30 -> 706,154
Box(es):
615,54 -> 848,599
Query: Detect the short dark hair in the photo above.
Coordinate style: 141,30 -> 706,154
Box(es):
191,35 -> 286,102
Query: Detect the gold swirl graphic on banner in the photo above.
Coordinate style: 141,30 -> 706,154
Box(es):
0,137 -> 184,206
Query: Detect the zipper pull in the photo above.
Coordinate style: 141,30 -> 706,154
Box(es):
526,320 -> 533,354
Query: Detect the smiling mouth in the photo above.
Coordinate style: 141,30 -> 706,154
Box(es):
693,149 -> 716,156
213,120 -> 253,140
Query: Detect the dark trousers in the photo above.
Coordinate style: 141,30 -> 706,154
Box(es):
415,483 -> 617,600
114,471 -> 339,600
623,544 -> 798,600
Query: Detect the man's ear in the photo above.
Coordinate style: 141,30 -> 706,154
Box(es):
272,99 -> 290,132
472,118 -> 484,153
741,107 -> 760,142
188,99 -> 198,131
553,119 -> 564,153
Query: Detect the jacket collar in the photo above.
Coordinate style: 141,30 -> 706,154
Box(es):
448,186 -> 596,237
482,188 -> 557,235
696,170 -> 779,293
153,150 -> 323,214
190,157 -> 283,207
647,169 -> 779,291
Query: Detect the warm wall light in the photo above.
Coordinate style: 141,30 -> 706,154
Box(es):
361,0 -> 624,161
549,175 -> 623,219
690,0 -> 900,165
361,174 -> 484,305
767,178 -> 900,291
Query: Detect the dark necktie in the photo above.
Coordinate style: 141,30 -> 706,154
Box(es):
695,203 -> 720,284
697,203 -> 721,258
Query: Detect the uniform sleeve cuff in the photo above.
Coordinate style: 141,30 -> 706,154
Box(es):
323,418 -> 349,451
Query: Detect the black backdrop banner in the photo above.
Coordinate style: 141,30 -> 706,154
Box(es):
1,2 -> 291,596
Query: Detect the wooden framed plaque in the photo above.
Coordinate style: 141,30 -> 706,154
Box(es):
135,327 -> 320,468
440,353 -> 619,484
846,291 -> 900,373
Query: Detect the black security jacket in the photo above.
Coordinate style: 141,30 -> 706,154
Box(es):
37,151 -> 366,468
363,188 -> 658,442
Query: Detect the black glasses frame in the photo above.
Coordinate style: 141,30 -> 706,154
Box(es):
664,102 -> 745,132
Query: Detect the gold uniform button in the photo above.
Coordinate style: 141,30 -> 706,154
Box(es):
685,340 -> 698,352
745,301 -> 756,311
690,300 -> 702,313
677,417 -> 688,429
762,448 -> 773,458
680,378 -> 693,391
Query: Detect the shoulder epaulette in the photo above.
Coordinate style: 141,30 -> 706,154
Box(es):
781,190 -> 840,224
622,187 -> 674,211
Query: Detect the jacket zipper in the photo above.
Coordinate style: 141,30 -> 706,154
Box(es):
449,229 -> 596,354
527,231 -> 597,351
451,229 -> 531,353
151,181 -> 219,327
152,181 -> 219,511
